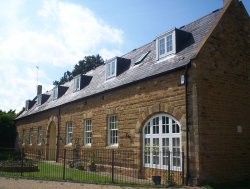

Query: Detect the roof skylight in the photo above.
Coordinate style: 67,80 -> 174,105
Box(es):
134,51 -> 150,65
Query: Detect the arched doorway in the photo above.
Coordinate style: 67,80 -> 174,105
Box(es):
142,113 -> 182,169
47,121 -> 57,161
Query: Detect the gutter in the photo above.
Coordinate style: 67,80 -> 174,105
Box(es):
184,63 -> 190,185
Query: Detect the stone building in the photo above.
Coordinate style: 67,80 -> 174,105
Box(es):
16,0 -> 250,185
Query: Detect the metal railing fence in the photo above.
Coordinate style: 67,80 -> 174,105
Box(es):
0,147 -> 185,186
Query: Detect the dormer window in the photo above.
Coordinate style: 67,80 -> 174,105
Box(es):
73,75 -> 81,92
52,87 -> 58,100
36,94 -> 49,105
25,100 -> 35,110
156,29 -> 176,60
37,94 -> 42,106
106,59 -> 117,80
52,86 -> 68,99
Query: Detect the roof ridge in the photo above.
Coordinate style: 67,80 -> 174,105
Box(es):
122,8 -> 223,59
180,8 -> 223,30
121,40 -> 154,58
194,0 -> 234,59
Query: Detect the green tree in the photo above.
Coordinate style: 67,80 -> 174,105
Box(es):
0,110 -> 16,148
53,54 -> 104,86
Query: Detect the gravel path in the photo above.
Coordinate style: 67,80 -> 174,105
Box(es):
0,177 -> 203,189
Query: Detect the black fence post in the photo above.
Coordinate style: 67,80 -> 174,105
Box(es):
21,148 -> 24,176
167,151 -> 171,184
111,149 -> 114,183
182,152 -> 185,185
63,149 -> 66,180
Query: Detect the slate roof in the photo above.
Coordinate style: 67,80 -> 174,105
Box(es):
16,8 -> 222,119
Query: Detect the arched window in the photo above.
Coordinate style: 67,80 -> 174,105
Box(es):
143,114 -> 182,170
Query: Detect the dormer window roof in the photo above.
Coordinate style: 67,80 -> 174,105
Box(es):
156,29 -> 176,60
106,58 -> 117,80
25,100 -> 35,111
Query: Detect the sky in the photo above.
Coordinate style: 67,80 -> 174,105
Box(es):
0,0 -> 249,112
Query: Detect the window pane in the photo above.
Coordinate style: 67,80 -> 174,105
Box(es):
66,122 -> 73,144
162,116 -> 169,133
111,61 -> 115,75
108,115 -> 118,145
162,138 -> 169,166
153,138 -> 159,165
37,127 -> 42,144
166,34 -> 173,52
144,122 -> 150,134
172,138 -> 181,167
144,138 -> 151,164
159,38 -> 165,55
84,119 -> 92,145
172,120 -> 180,133
153,117 -> 159,134
29,128 -> 33,144
22,129 -> 26,144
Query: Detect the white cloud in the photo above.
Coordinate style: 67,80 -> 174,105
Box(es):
99,48 -> 123,60
0,0 -> 124,112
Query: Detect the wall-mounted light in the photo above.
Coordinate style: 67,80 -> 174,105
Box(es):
180,75 -> 185,85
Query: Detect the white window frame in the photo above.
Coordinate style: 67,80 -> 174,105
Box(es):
143,114 -> 182,170
29,128 -> 33,145
108,115 -> 118,146
25,100 -> 29,111
106,59 -> 117,80
73,75 -> 81,92
22,129 -> 26,144
84,119 -> 92,146
66,121 -> 73,145
157,30 -> 176,60
37,126 -> 42,145
52,87 -> 58,100
37,94 -> 42,105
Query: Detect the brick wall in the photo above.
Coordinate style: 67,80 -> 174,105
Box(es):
193,0 -> 250,183
16,69 -> 187,179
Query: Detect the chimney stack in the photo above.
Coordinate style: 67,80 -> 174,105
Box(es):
37,85 -> 42,96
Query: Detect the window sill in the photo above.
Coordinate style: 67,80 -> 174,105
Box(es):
156,54 -> 176,63
106,144 -> 119,149
105,76 -> 116,82
83,144 -> 92,148
64,143 -> 72,148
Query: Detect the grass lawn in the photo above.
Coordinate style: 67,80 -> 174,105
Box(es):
0,162 -> 113,183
